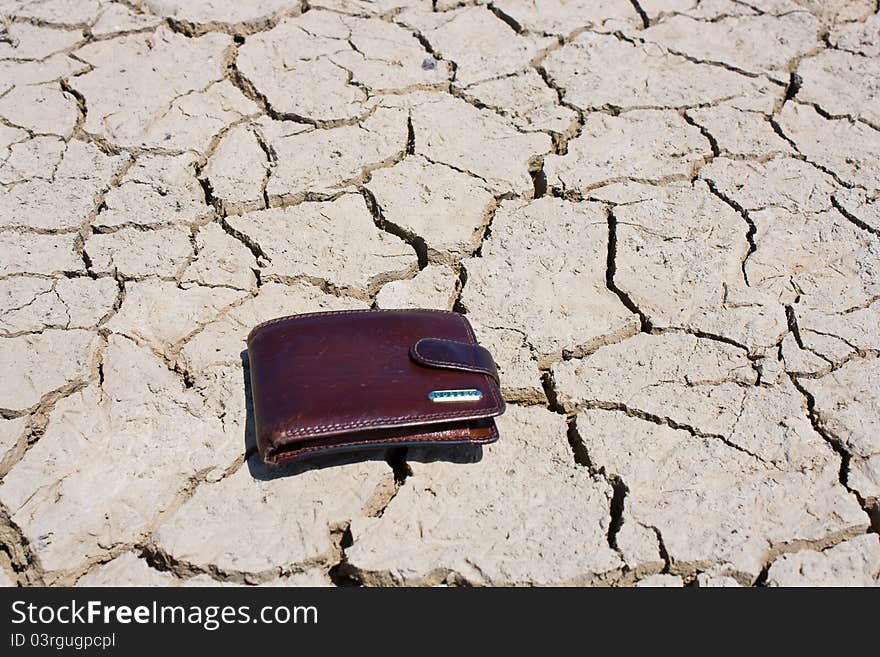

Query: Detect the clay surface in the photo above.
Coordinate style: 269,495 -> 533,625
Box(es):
0,0 -> 877,587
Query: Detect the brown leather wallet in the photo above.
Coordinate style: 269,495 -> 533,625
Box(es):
246,309 -> 505,465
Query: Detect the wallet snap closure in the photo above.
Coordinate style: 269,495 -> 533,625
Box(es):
410,338 -> 499,382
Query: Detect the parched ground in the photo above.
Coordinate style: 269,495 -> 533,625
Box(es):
0,0 -> 879,588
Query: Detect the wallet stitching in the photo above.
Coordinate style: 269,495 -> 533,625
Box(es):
274,385 -> 503,437
248,308 -> 461,343
412,338 -> 498,380
275,390 -> 502,438
253,309 -> 504,443
269,424 -> 499,463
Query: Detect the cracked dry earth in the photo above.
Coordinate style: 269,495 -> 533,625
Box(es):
0,0 -> 879,590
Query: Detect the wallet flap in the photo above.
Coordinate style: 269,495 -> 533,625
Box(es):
410,338 -> 499,382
